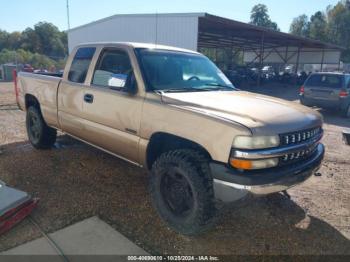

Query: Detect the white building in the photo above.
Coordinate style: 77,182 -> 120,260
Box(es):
68,13 -> 343,72
68,13 -> 202,52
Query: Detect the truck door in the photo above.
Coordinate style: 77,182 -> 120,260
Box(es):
58,47 -> 96,138
80,47 -> 143,164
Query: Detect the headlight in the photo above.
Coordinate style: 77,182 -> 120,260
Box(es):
232,135 -> 280,149
229,158 -> 279,170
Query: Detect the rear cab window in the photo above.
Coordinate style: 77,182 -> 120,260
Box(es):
68,47 -> 96,83
305,74 -> 344,89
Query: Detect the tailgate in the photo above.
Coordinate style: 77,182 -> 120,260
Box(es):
304,74 -> 344,101
308,86 -> 340,101
17,72 -> 62,128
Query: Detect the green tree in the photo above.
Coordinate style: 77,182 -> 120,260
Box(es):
290,1 -> 350,62
250,4 -> 280,31
327,1 -> 350,61
0,30 -> 9,50
0,48 -> 64,69
7,32 -> 22,50
0,49 -> 16,64
30,53 -> 56,69
21,28 -> 42,53
0,22 -> 68,58
32,22 -> 67,58
289,15 -> 309,37
309,11 -> 328,41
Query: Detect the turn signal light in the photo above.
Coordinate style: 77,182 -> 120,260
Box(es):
230,159 -> 253,170
230,157 -> 279,170
299,86 -> 305,95
339,90 -> 348,98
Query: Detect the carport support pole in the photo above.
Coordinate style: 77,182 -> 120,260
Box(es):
257,33 -> 265,88
294,47 -> 301,85
284,46 -> 289,70
295,47 -> 300,75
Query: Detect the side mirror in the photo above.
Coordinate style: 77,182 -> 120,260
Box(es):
125,71 -> 138,95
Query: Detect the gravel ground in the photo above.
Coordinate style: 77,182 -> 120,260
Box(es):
0,82 -> 349,255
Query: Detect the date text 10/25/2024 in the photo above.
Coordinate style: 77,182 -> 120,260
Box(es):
127,256 -> 220,261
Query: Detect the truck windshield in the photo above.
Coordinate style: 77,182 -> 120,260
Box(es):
136,48 -> 235,92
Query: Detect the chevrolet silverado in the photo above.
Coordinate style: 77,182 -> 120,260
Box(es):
15,42 -> 325,235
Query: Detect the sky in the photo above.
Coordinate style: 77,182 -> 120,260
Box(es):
1,0 -> 341,33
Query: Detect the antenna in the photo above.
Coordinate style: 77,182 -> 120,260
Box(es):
155,12 -> 158,47
66,0 -> 71,30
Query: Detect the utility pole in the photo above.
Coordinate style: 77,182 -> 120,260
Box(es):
66,0 -> 71,30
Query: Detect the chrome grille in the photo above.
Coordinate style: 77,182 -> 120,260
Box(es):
280,141 -> 319,165
280,127 -> 322,146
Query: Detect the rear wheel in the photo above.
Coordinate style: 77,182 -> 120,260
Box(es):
149,149 -> 216,235
26,106 -> 57,149
300,97 -> 309,107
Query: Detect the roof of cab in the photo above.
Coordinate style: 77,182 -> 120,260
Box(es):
75,42 -> 200,54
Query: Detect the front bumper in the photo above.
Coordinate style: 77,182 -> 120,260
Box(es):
211,143 -> 325,203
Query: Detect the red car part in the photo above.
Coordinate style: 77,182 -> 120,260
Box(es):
0,198 -> 39,236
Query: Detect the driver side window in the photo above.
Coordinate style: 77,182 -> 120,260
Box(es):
92,49 -> 132,90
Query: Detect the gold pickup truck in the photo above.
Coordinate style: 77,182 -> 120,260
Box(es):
16,42 -> 325,235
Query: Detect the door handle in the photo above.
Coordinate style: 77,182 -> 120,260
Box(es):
84,94 -> 94,103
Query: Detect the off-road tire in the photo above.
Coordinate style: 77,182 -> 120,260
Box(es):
150,149 -> 216,235
26,106 -> 57,149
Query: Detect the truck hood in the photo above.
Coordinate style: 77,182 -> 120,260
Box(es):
161,91 -> 323,135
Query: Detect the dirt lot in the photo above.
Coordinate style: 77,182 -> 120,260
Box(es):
0,81 -> 349,255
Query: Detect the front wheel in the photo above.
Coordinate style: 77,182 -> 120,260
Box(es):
149,149 -> 216,235
26,106 -> 57,149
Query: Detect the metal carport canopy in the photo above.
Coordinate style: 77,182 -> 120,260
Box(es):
197,13 -> 344,66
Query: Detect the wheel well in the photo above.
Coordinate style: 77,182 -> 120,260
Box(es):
25,94 -> 40,110
146,132 -> 211,170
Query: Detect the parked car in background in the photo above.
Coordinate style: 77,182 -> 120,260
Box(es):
223,69 -> 242,87
297,71 -> 308,85
284,65 -> 294,74
262,66 -> 275,81
300,72 -> 350,117
224,66 -> 251,87
22,64 -> 34,73
33,69 -> 48,74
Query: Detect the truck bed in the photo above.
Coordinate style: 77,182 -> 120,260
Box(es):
17,72 -> 62,129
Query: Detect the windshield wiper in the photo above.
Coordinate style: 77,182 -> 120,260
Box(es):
155,87 -> 209,93
204,83 -> 235,90
154,85 -> 235,94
